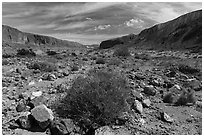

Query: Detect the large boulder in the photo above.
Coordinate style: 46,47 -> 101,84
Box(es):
31,104 -> 54,129
143,85 -> 156,96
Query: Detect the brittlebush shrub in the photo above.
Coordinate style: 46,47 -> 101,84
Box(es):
54,69 -> 130,134
175,88 -> 196,106
163,92 -> 174,103
114,47 -> 130,57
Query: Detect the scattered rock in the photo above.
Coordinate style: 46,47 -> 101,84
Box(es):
174,84 -> 181,90
42,73 -> 56,81
49,119 -> 68,135
28,81 -> 35,86
142,99 -> 151,107
31,104 -> 54,129
138,118 -> 145,125
95,126 -> 115,135
16,100 -> 27,112
18,92 -> 30,100
61,119 -> 80,134
133,100 -> 143,114
16,112 -> 32,129
186,79 -> 201,91
31,91 -> 42,100
132,90 -> 143,101
160,112 -> 173,123
143,85 -> 156,96
14,129 -> 47,135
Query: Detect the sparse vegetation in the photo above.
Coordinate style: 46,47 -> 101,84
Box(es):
2,60 -> 10,65
175,88 -> 196,106
114,47 -> 130,57
163,92 -> 174,103
108,58 -> 122,66
2,53 -> 13,58
53,69 -> 130,134
178,64 -> 200,74
27,61 -> 57,72
16,48 -> 36,56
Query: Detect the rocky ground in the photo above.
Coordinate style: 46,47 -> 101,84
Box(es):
2,46 -> 202,135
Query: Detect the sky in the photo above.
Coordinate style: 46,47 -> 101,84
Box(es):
2,2 -> 202,45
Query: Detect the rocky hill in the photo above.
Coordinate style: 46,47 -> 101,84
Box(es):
2,25 -> 83,47
100,10 -> 202,52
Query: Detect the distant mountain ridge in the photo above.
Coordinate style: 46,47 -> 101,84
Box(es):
100,10 -> 202,52
2,25 -> 83,47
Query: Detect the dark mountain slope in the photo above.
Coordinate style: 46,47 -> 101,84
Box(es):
100,10 -> 202,52
2,25 -> 83,47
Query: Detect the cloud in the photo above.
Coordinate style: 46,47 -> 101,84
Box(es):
2,2 -> 202,45
94,24 -> 111,30
125,18 -> 144,27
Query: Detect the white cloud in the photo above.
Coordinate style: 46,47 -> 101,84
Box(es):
125,18 -> 144,27
94,24 -> 111,30
86,17 -> 93,20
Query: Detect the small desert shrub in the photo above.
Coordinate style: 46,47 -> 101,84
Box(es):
46,50 -> 57,55
2,60 -> 10,65
108,58 -> 122,66
27,61 -> 57,72
16,48 -> 36,56
95,57 -> 106,64
178,64 -> 200,74
2,53 -> 13,58
53,69 -> 130,134
71,52 -> 77,56
114,47 -> 130,57
175,89 -> 196,106
82,58 -> 88,61
163,92 -> 174,103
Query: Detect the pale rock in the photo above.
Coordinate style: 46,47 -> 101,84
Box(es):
31,104 -> 54,129
160,112 -> 173,123
95,126 -> 115,135
142,99 -> 151,107
134,100 -> 143,114
28,81 -> 35,86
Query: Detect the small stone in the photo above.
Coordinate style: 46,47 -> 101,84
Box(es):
138,118 -> 145,125
16,112 -> 32,129
18,92 -> 29,100
142,99 -> 151,107
186,79 -> 201,91
160,112 -> 173,123
134,100 -> 143,114
132,90 -> 143,101
14,129 -> 47,135
143,85 -> 156,96
16,100 -> 27,112
28,81 -> 35,86
31,91 -> 42,100
95,126 -> 115,135
174,84 -> 181,90
62,119 -> 80,134
49,119 -> 68,135
31,104 -> 54,129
